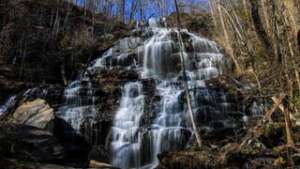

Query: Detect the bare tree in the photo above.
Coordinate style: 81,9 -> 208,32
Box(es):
174,0 -> 202,148
119,0 -> 125,22
129,0 -> 138,22
215,0 -> 242,75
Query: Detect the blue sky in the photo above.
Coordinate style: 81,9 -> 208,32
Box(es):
75,0 -> 208,21
124,0 -> 209,20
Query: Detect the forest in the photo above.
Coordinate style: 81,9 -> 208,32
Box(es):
0,0 -> 300,169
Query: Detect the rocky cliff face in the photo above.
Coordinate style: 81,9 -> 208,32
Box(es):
0,14 -> 245,168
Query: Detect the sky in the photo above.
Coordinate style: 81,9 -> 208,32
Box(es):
75,0 -> 208,21
124,0 -> 209,20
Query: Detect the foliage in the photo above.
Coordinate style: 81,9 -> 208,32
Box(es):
209,0 -> 300,107
0,0 -> 129,85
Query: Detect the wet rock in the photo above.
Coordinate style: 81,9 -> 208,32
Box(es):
81,118 -> 112,146
166,12 -> 213,37
0,123 -> 65,162
0,77 -> 33,104
9,99 -> 55,129
88,145 -> 110,163
91,68 -> 140,118
52,117 -> 90,166
22,86 -> 64,106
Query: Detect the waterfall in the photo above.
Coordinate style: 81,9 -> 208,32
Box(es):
109,26 -> 224,169
57,21 -> 229,169
111,82 -> 145,168
142,28 -> 173,78
57,77 -> 96,133
148,81 -> 189,168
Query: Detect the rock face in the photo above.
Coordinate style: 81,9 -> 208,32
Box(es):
54,22 -> 246,169
0,123 -> 64,162
10,99 -> 54,129
166,12 -> 213,38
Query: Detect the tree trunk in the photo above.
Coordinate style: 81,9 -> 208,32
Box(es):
282,0 -> 299,37
216,0 -> 242,75
139,0 -> 144,22
174,0 -> 202,147
129,0 -> 138,22
283,106 -> 295,147
249,0 -> 274,59
265,94 -> 286,121
119,0 -> 125,22
174,0 -> 182,28
208,0 -> 218,31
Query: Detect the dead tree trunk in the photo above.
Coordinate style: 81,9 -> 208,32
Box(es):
249,0 -> 274,58
119,0 -> 125,22
208,0 -> 218,30
216,0 -> 242,75
298,30 -> 300,51
174,0 -> 202,147
265,94 -> 286,121
139,0 -> 145,22
129,0 -> 138,22
174,0 -> 182,28
283,105 -> 295,147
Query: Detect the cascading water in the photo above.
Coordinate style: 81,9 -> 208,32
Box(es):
0,95 -> 17,115
111,82 -> 145,168
108,24 -> 225,168
57,18 -> 233,169
148,81 -> 188,167
57,77 -> 96,133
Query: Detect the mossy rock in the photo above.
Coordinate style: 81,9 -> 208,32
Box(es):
260,123 -> 285,148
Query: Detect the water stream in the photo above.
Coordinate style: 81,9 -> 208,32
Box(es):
109,26 -> 224,168
57,20 -> 228,169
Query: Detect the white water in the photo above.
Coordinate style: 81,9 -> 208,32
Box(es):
110,25 -> 225,169
148,81 -> 188,168
57,78 -> 96,133
0,95 -> 16,115
56,19 -> 227,169
111,82 -> 145,168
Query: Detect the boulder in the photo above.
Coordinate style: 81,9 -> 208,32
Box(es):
88,145 -> 110,163
10,99 -> 54,129
0,123 -> 65,162
52,117 -> 91,166
89,160 -> 119,169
